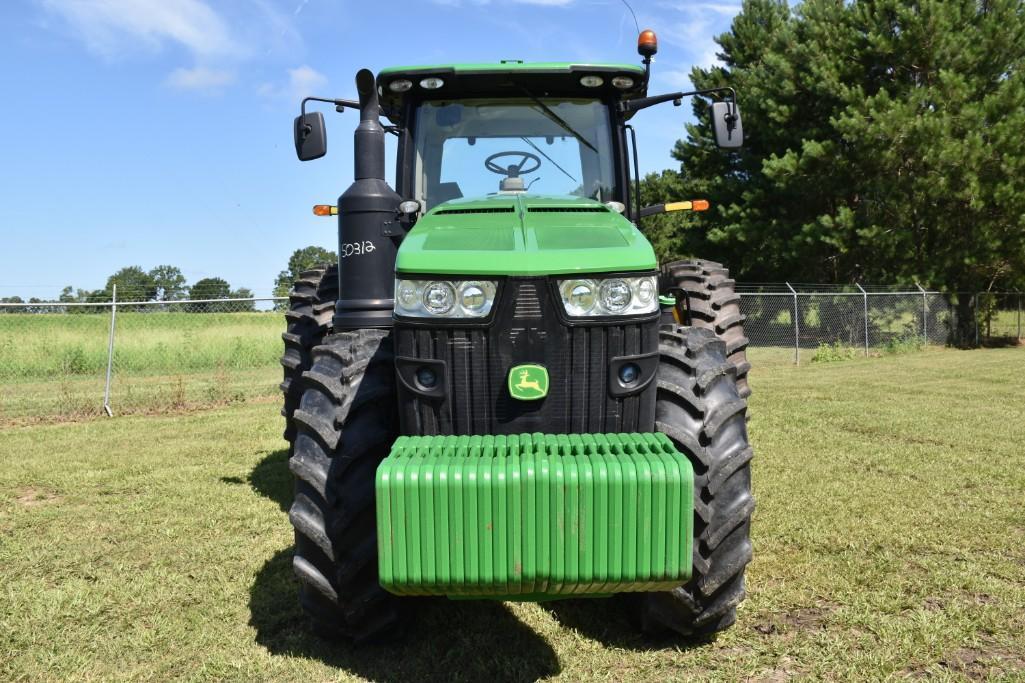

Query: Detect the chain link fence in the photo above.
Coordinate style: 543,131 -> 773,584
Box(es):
0,286 -> 1021,423
737,285 -> 1022,365
0,290 -> 286,423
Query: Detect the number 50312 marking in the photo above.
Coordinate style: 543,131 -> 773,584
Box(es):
341,241 -> 376,258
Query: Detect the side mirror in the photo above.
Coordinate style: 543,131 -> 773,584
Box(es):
294,111 -> 326,161
711,101 -> 743,149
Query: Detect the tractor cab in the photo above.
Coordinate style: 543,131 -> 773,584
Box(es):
377,62 -> 647,212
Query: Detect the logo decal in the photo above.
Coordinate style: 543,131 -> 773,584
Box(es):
508,364 -> 549,401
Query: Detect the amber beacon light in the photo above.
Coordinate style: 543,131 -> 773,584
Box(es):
638,29 -> 658,58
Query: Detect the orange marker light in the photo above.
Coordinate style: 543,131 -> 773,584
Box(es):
312,205 -> 338,216
692,199 -> 710,212
638,29 -> 658,58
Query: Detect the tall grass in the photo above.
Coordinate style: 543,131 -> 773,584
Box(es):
0,312 -> 285,421
0,312 -> 282,380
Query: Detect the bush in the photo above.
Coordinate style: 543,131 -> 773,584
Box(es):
883,333 -> 925,355
811,341 -> 860,363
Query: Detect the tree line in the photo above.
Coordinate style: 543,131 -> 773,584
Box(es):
1,247 -> 343,314
1,265 -> 254,312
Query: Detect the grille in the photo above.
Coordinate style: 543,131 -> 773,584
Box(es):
526,206 -> 609,213
434,206 -> 515,215
513,283 -> 542,319
395,278 -> 658,436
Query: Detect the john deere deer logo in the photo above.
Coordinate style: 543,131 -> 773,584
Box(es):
508,364 -> 549,401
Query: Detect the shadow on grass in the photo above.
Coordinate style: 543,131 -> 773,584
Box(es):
220,447 -> 292,513
243,449 -> 561,682
539,597 -> 716,653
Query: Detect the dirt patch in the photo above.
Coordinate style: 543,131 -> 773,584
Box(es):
750,655 -> 802,682
751,602 -> 839,639
0,394 -> 278,429
13,487 -> 61,508
938,644 -> 1025,680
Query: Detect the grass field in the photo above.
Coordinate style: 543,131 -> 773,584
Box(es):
0,312 -> 282,421
2,346 -> 1024,681
2,306 -> 1019,422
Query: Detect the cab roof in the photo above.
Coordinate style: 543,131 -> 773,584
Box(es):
377,62 -> 647,112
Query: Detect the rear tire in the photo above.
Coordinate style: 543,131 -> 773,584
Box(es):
661,259 -> 751,399
289,330 -> 403,642
280,265 -> 338,451
636,326 -> 754,637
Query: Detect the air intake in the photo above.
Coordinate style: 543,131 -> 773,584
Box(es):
435,206 -> 516,215
527,206 -> 609,213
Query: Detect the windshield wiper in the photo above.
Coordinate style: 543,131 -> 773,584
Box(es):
519,136 -> 577,183
521,88 -> 598,154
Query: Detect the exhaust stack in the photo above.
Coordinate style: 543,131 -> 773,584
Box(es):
334,68 -> 403,330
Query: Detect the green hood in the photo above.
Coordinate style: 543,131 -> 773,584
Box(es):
395,195 -> 656,276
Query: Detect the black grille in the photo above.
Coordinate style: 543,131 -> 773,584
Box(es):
526,206 -> 609,213
434,206 -> 515,215
395,279 -> 658,436
513,283 -> 542,319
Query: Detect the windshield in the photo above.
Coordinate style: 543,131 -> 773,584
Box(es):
411,98 -> 615,209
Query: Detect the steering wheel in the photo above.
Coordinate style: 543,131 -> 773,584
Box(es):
484,151 -> 542,178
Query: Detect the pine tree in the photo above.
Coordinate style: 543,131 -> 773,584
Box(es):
644,0 -> 1025,293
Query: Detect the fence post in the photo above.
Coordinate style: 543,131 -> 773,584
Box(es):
915,283 -> 928,345
856,283 -> 869,355
1018,292 -> 1022,340
103,284 -> 117,417
786,282 -> 800,365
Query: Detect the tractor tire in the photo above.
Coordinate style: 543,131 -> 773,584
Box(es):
280,265 -> 338,451
635,326 -> 754,637
289,329 -> 402,642
661,259 -> 751,399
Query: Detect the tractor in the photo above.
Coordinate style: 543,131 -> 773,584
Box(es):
281,29 -> 753,642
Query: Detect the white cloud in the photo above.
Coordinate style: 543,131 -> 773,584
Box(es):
660,18 -> 715,50
258,64 -> 328,100
659,66 -> 694,90
656,1 -> 741,16
166,66 -> 235,90
288,65 -> 327,98
39,0 -> 238,58
37,0 -> 304,94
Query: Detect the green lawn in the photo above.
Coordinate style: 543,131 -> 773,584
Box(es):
1,347 -> 1024,681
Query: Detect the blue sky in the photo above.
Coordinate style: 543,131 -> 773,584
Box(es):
0,0 -> 740,298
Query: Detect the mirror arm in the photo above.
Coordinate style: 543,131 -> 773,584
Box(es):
300,96 -> 360,119
296,96 -> 363,149
299,96 -> 396,131
619,87 -> 737,115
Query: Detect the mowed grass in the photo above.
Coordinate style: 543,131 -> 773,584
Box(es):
1,347 -> 1024,681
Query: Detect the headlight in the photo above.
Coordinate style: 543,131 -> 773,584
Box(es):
422,282 -> 455,315
394,279 -> 497,318
558,275 -> 659,317
561,280 -> 597,315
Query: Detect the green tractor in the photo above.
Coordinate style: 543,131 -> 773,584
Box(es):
282,29 -> 753,642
